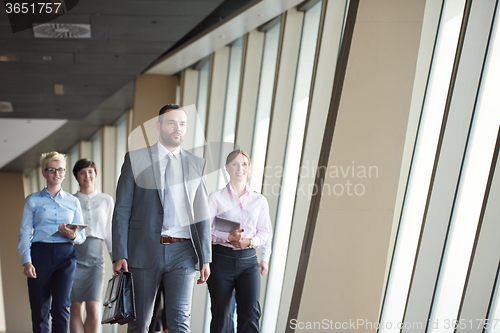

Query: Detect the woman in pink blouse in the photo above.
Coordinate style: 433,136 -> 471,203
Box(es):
207,149 -> 273,333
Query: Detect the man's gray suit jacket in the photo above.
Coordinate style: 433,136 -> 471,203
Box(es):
112,144 -> 211,270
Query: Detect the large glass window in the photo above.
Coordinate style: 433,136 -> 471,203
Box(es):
221,37 -> 244,145
92,130 -> 102,192
429,1 -> 500,329
196,58 -> 212,333
115,115 -> 128,186
379,1 -> 467,330
249,20 -> 281,193
218,36 -> 244,189
261,2 -> 322,331
195,59 -> 210,155
29,169 -> 38,194
377,0 -> 500,330
68,145 -> 79,194
487,262 -> 500,333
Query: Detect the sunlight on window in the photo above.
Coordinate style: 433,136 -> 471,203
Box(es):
261,2 -> 322,332
379,1 -> 466,331
250,22 -> 281,193
429,2 -> 500,330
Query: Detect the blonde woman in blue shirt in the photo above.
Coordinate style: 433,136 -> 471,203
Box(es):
18,151 -> 86,333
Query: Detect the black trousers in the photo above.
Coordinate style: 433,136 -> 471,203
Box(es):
207,245 -> 261,333
28,242 -> 77,333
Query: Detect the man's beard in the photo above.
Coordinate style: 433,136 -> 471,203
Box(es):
161,131 -> 183,147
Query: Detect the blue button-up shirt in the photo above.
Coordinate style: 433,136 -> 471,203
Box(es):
18,188 -> 86,265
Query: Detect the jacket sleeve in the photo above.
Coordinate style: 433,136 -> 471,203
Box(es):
105,196 -> 114,254
112,152 -> 135,262
193,159 -> 212,264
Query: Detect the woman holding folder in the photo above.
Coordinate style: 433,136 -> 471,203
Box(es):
207,149 -> 273,333
70,158 -> 114,333
18,151 -> 86,333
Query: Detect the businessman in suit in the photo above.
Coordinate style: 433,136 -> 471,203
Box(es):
112,104 -> 211,333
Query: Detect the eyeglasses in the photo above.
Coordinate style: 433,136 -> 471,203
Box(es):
45,167 -> 66,174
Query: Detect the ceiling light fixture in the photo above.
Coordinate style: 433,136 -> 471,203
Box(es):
0,53 -> 19,62
54,84 -> 64,95
0,101 -> 13,112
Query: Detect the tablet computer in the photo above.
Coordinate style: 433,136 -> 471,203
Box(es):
66,223 -> 88,230
52,224 -> 88,236
214,215 -> 241,233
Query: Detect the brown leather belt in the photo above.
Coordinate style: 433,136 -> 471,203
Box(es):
160,236 -> 190,244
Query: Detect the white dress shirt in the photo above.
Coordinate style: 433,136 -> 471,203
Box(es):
74,190 -> 114,253
157,141 -> 190,239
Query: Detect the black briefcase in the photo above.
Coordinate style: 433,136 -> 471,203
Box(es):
101,270 -> 136,325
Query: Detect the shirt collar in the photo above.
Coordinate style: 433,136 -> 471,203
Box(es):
157,141 -> 181,160
41,187 -> 51,197
75,189 -> 99,199
226,183 -> 252,197
42,187 -> 67,198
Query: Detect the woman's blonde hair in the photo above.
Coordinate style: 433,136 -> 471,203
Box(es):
225,149 -> 251,166
40,151 -> 66,170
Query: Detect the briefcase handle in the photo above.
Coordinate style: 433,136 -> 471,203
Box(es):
103,269 -> 125,307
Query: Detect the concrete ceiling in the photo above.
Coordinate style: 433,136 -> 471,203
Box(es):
0,0 -> 252,173
147,0 -> 307,75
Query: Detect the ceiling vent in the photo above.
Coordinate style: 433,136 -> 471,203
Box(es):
0,102 -> 14,112
33,23 -> 91,38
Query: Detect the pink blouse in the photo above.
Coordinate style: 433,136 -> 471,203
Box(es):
209,184 -> 273,257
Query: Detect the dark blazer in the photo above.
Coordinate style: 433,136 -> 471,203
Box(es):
112,143 -> 211,270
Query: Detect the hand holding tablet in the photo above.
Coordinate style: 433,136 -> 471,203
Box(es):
214,216 -> 241,233
52,223 -> 88,237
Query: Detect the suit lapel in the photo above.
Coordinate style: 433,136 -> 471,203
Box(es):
180,150 -> 192,206
148,144 -> 163,204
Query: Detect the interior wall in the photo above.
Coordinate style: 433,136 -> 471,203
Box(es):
293,0 -> 426,331
0,172 -> 32,333
79,140 -> 92,159
102,126 -> 116,199
130,74 -> 179,151
0,254 -> 5,332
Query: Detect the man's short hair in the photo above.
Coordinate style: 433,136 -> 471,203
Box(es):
158,104 -> 184,123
